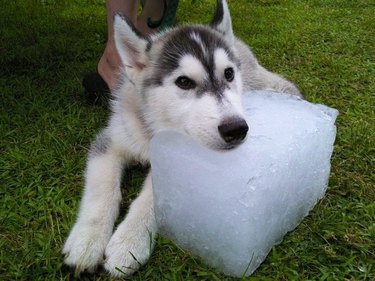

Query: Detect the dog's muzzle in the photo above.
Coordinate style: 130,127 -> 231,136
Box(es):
218,117 -> 249,145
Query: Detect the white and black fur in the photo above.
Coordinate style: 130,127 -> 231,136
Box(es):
63,0 -> 302,277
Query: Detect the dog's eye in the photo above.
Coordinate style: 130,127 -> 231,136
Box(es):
224,67 -> 234,82
175,76 -> 196,90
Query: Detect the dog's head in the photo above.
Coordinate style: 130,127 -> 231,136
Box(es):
114,0 -> 248,150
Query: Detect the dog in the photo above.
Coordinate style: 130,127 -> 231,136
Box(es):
63,0 -> 302,277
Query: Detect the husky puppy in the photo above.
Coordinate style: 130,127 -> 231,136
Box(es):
63,0 -> 301,277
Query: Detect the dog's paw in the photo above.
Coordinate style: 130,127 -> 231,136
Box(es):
62,223 -> 110,274
103,226 -> 153,277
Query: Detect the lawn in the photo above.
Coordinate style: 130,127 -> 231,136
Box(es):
0,0 -> 374,280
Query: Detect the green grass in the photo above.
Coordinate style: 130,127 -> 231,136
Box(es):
1,0 -> 374,280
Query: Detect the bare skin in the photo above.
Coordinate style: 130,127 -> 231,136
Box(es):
98,0 -> 166,90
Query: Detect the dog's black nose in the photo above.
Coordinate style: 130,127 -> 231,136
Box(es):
218,118 -> 249,143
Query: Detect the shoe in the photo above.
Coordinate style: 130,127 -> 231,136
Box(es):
142,0 -> 179,30
82,72 -> 110,100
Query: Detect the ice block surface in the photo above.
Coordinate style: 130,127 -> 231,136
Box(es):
150,90 -> 338,277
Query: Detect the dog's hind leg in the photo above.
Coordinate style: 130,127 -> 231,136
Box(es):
63,130 -> 125,275
104,172 -> 156,277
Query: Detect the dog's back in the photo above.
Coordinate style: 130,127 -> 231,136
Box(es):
235,39 -> 301,95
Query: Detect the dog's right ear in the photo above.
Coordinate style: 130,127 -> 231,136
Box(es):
114,14 -> 149,72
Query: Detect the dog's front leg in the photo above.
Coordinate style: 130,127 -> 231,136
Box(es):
63,135 -> 125,275
104,172 -> 157,277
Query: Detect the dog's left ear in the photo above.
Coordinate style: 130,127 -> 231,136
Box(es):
114,14 -> 149,72
210,0 -> 234,45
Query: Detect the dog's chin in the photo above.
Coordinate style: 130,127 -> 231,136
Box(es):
194,133 -> 247,151
208,139 -> 246,151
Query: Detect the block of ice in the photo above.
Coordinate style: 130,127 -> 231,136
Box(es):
150,90 -> 338,277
